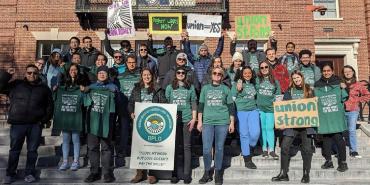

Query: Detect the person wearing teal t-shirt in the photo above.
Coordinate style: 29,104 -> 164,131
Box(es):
197,67 -> 235,185
256,61 -> 281,160
165,66 -> 197,184
231,66 -> 260,169
314,63 -> 348,172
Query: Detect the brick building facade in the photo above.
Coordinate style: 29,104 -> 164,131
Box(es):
0,0 -> 369,80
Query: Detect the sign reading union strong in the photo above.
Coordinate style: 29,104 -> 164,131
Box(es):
136,106 -> 173,143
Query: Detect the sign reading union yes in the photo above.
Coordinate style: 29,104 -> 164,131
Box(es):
149,13 -> 182,34
186,14 -> 222,37
130,103 -> 177,170
235,15 -> 271,40
273,97 -> 320,129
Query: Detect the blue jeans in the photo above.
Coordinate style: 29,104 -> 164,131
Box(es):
202,124 -> 229,171
345,111 -> 359,152
259,111 -> 275,151
62,131 -> 81,161
237,110 -> 260,156
6,124 -> 42,177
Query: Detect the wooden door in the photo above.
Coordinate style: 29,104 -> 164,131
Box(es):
315,56 -> 345,78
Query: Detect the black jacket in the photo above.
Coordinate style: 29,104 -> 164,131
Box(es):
0,71 -> 54,125
128,84 -> 167,114
80,47 -> 99,67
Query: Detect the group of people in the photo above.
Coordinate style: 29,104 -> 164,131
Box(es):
1,30 -> 369,185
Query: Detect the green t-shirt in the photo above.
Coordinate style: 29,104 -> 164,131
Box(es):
290,88 -> 304,100
227,68 -> 236,86
165,85 -> 197,123
256,77 -> 281,113
231,82 -> 257,111
285,55 -> 297,74
118,72 -> 140,97
300,66 -> 315,87
53,86 -> 84,132
85,89 -> 115,138
199,84 -> 233,125
141,88 -> 154,102
249,53 -> 259,72
314,85 -> 348,134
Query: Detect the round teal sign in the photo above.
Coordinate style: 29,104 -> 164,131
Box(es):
136,106 -> 173,143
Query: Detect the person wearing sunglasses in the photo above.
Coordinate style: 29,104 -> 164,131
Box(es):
112,51 -> 126,75
161,53 -> 200,93
197,67 -> 235,185
137,43 -> 158,78
165,66 -> 197,184
256,61 -> 281,160
1,65 -> 53,184
202,57 -> 232,88
104,29 -> 135,60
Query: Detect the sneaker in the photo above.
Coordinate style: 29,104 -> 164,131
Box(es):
59,161 -> 69,171
70,161 -> 80,171
84,173 -> 101,183
262,151 -> 269,158
24,175 -> 36,183
3,176 -> 16,184
321,161 -> 334,169
350,152 -> 362,159
270,151 -> 279,160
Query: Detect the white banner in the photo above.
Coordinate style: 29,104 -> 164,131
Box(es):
186,14 -> 222,37
130,103 -> 177,170
107,0 -> 135,38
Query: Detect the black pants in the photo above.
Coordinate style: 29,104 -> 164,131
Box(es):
6,124 -> 42,177
88,134 -> 113,175
322,132 -> 346,163
280,129 -> 313,171
114,115 -> 130,159
173,122 -> 192,177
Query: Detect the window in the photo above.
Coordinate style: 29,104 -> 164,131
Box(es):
314,0 -> 340,19
235,41 -> 266,53
36,41 -> 69,61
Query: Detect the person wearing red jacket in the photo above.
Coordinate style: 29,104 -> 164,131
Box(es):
342,65 -> 370,158
265,48 -> 290,93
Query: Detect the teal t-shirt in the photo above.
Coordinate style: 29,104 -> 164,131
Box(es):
118,72 -> 140,97
85,89 -> 115,138
256,77 -> 281,113
249,53 -> 259,72
301,66 -> 315,87
285,55 -> 297,74
53,86 -> 84,132
231,81 -> 257,111
290,88 -> 304,100
199,84 -> 233,125
165,85 -> 197,123
141,88 -> 154,102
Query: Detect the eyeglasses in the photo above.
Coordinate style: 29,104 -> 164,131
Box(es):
212,72 -> 223,77
114,56 -> 122,59
176,71 -> 186,75
260,66 -> 269,69
140,49 -> 147,51
177,58 -> 186,61
26,71 -> 38,75
121,44 -> 129,48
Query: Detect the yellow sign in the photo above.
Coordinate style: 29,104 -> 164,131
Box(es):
149,13 -> 182,34
274,97 -> 319,129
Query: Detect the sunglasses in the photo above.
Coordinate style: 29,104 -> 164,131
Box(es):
121,44 -> 129,48
177,58 -> 186,61
176,71 -> 186,75
140,49 -> 147,51
212,72 -> 223,77
260,66 -> 269,69
114,56 -> 122,59
26,71 -> 38,75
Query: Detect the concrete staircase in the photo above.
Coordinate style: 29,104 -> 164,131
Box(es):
0,122 -> 370,184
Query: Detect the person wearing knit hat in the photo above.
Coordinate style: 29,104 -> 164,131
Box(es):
182,31 -> 225,86
96,65 -> 109,75
227,52 -> 245,85
176,52 -> 188,63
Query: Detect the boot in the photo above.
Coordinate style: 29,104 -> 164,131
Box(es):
271,169 -> 289,181
337,162 -> 348,172
321,160 -> 334,169
130,169 -> 146,183
214,170 -> 224,185
148,175 -> 158,184
301,169 -> 310,183
198,170 -> 213,184
243,156 -> 257,169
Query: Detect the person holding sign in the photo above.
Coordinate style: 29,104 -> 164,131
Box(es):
342,65 -> 370,158
165,66 -> 197,184
314,63 -> 348,172
104,29 -> 136,60
231,66 -> 260,169
256,61 -> 281,159
128,68 -> 167,184
271,70 -> 315,183
84,66 -> 118,183
197,67 -> 235,185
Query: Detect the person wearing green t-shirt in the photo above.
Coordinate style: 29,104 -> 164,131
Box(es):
314,63 -> 348,172
129,68 -> 167,184
298,50 -> 321,87
227,52 -> 244,86
231,66 -> 260,170
197,67 -> 235,185
256,61 -> 281,160
84,65 -> 118,183
54,64 -> 87,171
165,66 -> 197,184
201,57 -> 232,88
272,70 -> 315,183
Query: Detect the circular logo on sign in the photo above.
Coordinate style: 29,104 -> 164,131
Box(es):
137,106 -> 173,143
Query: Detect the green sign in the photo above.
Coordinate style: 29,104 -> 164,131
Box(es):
235,15 -> 271,39
149,13 -> 182,34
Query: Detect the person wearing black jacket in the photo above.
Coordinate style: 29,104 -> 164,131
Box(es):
0,65 -> 53,184
128,68 -> 166,184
